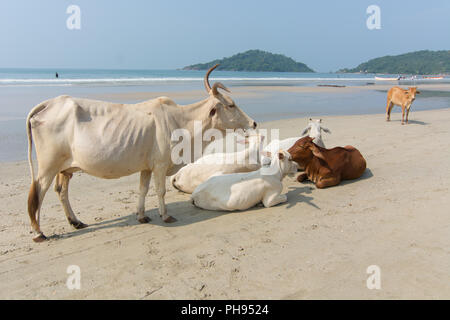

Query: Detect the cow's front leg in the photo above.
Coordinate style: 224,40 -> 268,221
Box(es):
401,105 -> 406,125
262,190 -> 287,208
405,106 -> 411,124
153,169 -> 177,223
137,170 -> 152,223
297,172 -> 308,182
316,175 -> 340,189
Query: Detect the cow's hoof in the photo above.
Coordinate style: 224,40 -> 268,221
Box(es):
138,216 -> 151,224
70,220 -> 88,229
33,233 -> 47,243
401,122 -> 405,125
163,215 -> 177,223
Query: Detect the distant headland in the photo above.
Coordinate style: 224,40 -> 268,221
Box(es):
183,50 -> 314,73
339,50 -> 450,75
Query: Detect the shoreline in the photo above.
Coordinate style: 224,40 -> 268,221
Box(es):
2,107 -> 450,164
1,83 -> 449,163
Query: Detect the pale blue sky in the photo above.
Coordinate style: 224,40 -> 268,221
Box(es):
0,0 -> 449,72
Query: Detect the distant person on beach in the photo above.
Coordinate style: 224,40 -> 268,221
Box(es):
55,72 -> 59,78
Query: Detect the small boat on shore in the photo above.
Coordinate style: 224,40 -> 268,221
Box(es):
423,76 -> 444,80
317,84 -> 346,88
375,76 -> 400,81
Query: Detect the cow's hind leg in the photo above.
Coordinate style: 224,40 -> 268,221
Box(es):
153,168 -> 176,223
386,100 -> 393,121
137,170 -> 152,223
28,168 -> 58,242
55,172 -> 87,229
386,99 -> 394,121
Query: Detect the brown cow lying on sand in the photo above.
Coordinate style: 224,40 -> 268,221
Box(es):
288,136 -> 366,188
386,86 -> 420,125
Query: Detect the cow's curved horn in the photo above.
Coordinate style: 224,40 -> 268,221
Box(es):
204,64 -> 220,93
211,82 -> 230,95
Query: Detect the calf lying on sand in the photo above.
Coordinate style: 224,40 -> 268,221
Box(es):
264,118 -> 330,155
191,150 -> 297,211
288,136 -> 366,188
171,133 -> 265,194
386,86 -> 420,124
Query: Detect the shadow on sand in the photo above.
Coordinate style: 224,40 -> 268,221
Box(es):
285,186 -> 319,210
52,182 -> 320,240
389,119 -> 428,125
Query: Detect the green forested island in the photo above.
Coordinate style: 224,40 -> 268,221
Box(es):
339,50 -> 450,75
183,50 -> 314,72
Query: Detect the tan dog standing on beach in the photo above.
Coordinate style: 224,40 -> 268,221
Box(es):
386,86 -> 420,124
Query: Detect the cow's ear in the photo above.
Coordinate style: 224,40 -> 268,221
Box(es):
278,151 -> 285,160
301,127 -> 309,136
416,90 -> 421,94
322,127 -> 331,134
310,144 -> 326,160
209,107 -> 216,117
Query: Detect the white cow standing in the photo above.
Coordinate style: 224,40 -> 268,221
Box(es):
191,150 -> 298,211
26,64 -> 256,242
264,118 -> 330,155
171,132 -> 265,194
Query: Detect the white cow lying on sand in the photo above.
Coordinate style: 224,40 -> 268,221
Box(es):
171,133 -> 265,194
264,118 -> 330,154
191,150 -> 297,211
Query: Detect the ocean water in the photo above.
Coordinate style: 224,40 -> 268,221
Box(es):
0,68 -> 449,162
0,68 -> 378,86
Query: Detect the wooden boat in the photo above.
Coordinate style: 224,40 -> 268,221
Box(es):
423,76 -> 444,79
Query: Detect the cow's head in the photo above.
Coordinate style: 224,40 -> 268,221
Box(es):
301,118 -> 331,137
277,150 -> 299,177
204,64 -> 257,132
406,87 -> 420,101
287,136 -> 316,167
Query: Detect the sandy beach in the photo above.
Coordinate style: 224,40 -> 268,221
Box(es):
0,100 -> 449,299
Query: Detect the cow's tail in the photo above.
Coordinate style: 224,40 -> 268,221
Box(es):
26,102 -> 47,231
26,102 -> 46,182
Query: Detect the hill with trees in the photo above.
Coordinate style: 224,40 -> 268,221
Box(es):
183,50 -> 314,72
339,50 -> 450,74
